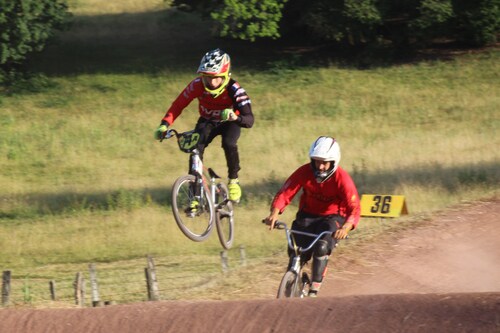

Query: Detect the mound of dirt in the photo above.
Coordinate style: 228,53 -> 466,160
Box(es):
0,293 -> 499,333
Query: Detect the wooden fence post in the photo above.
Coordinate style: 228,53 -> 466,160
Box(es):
49,280 -> 56,301
2,271 -> 11,307
145,255 -> 160,301
220,251 -> 229,273
89,264 -> 103,307
239,245 -> 247,266
73,272 -> 85,307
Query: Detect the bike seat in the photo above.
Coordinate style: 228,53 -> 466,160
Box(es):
208,168 -> 221,179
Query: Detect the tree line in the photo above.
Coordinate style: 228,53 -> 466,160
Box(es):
178,0 -> 498,46
1,0 -> 498,83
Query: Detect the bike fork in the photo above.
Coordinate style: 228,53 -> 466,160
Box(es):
210,177 -> 216,205
189,176 -> 204,206
290,256 -> 309,298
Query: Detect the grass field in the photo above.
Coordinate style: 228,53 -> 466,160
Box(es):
0,1 -> 498,306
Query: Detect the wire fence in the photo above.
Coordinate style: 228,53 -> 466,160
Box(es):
1,246 -> 287,308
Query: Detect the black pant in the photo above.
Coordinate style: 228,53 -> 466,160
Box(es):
289,211 -> 345,263
192,118 -> 241,179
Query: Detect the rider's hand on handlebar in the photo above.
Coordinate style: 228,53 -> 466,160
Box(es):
334,222 -> 353,239
264,207 -> 281,230
155,124 -> 168,140
263,217 -> 275,230
221,108 -> 238,122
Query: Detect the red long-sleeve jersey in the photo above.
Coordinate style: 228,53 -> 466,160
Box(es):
162,77 -> 254,128
271,163 -> 361,228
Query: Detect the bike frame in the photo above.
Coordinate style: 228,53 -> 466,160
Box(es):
189,149 -> 208,210
162,128 -> 234,249
190,149 -> 229,212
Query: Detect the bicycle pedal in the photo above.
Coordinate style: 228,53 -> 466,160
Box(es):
184,199 -> 200,216
184,207 -> 199,217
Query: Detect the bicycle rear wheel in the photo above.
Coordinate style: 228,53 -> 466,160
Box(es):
171,175 -> 215,242
214,182 -> 234,250
277,271 -> 301,298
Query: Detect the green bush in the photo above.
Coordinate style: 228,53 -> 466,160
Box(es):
0,0 -> 71,82
173,0 -> 288,41
452,0 -> 499,45
301,0 -> 382,44
410,0 -> 454,42
211,0 -> 288,41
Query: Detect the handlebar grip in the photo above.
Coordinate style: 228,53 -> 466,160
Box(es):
261,219 -> 286,229
274,221 -> 286,230
159,129 -> 176,142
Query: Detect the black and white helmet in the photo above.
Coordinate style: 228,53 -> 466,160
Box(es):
309,136 -> 341,183
197,48 -> 231,76
197,48 -> 231,97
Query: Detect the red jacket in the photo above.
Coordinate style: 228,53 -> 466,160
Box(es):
162,77 -> 254,128
272,163 -> 361,228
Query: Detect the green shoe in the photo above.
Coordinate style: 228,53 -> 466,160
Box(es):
228,179 -> 241,203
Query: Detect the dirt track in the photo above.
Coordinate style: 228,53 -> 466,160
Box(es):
323,198 -> 500,296
1,199 -> 499,333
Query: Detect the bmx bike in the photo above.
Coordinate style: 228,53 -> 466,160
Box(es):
269,220 -> 334,298
161,128 -> 234,250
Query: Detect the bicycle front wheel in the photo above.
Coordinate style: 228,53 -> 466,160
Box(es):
215,182 -> 234,250
277,271 -> 301,298
171,175 -> 215,242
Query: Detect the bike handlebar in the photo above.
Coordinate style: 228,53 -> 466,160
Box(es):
159,128 -> 180,142
161,128 -> 201,155
262,220 -> 335,254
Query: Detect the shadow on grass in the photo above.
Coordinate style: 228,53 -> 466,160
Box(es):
1,161 -> 498,221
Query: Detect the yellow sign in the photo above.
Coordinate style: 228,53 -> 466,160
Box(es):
360,194 -> 408,218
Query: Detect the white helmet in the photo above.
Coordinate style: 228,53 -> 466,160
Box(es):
309,136 -> 341,183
